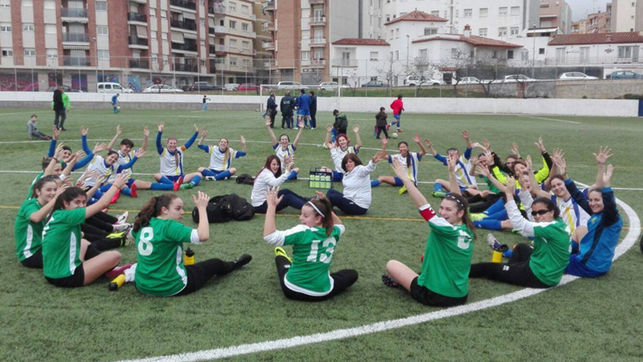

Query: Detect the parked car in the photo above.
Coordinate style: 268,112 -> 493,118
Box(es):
224,83 -> 240,91
142,84 -> 184,93
277,81 -> 303,90
189,82 -> 222,91
403,75 -> 444,86
606,70 -> 643,79
237,83 -> 259,91
503,74 -> 536,82
47,84 -> 84,92
457,76 -> 481,85
361,80 -> 388,87
559,72 -> 598,80
97,82 -> 133,93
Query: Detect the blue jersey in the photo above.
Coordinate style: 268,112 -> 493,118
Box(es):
296,93 -> 310,112
111,95 -> 118,105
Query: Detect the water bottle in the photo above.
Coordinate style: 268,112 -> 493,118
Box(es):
184,247 -> 195,265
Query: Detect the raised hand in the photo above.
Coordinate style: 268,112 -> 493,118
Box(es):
534,136 -> 546,153
326,124 -> 333,132
265,117 -> 272,126
111,173 -> 128,189
593,146 -> 613,165
193,124 -> 200,133
511,142 -> 521,158
390,158 -> 408,180
192,191 -> 210,209
413,133 -> 421,144
80,126 -> 88,136
353,125 -> 360,133
266,186 -> 283,207
240,135 -> 246,145
482,139 -> 492,152
116,125 -> 122,136
135,148 -> 146,158
158,123 -> 165,132
447,152 -> 457,173
143,126 -> 150,137
52,126 -> 61,140
93,143 -> 107,153
461,130 -> 470,140
423,138 -> 432,149
297,119 -> 304,129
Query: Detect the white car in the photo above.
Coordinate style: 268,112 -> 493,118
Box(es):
319,81 -> 349,91
277,81 -> 303,90
224,83 -> 240,91
458,76 -> 481,84
143,84 -> 184,93
404,75 -> 444,86
97,82 -> 133,93
559,72 -> 598,80
503,74 -> 536,82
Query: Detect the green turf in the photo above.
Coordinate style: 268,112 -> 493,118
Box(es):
1,107 -> 642,361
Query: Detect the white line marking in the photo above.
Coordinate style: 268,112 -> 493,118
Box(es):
519,115 -> 581,125
123,185 -> 640,362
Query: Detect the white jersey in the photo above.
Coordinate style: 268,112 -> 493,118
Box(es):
342,160 -> 376,209
273,143 -> 296,173
106,150 -> 135,183
453,154 -> 477,188
250,168 -> 291,207
330,146 -> 358,173
159,147 -> 187,176
83,155 -> 116,187
554,195 -> 590,234
203,146 -> 240,171
388,152 -> 422,183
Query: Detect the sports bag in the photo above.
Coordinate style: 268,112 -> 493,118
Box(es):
191,194 -> 254,223
235,173 -> 255,185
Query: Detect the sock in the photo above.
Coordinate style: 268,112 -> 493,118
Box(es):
287,170 -> 298,181
190,175 -> 201,186
474,219 -> 502,230
124,264 -> 137,282
121,186 -> 132,197
159,176 -> 173,184
434,183 -> 444,192
150,182 -> 173,190
371,179 -> 380,187
502,249 -> 514,258
215,170 -> 231,180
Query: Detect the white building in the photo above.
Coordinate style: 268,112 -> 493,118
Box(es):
546,32 -> 643,67
611,0 -> 643,32
329,38 -> 390,87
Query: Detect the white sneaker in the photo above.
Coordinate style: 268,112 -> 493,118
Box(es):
114,222 -> 132,232
204,176 -> 215,181
116,211 -> 129,224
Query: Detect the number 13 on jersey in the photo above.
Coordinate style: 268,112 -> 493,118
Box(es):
306,237 -> 336,264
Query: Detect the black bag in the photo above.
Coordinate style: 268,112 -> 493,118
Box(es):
235,173 -> 255,185
334,114 -> 348,135
192,194 -> 254,223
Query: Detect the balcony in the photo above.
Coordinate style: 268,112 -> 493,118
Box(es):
302,59 -> 326,67
213,25 -> 227,34
209,27 -> 215,35
174,62 -> 198,72
171,19 -> 197,31
332,59 -> 357,67
129,59 -> 150,69
169,0 -> 196,10
62,33 -> 90,42
171,42 -> 198,52
310,38 -> 326,47
262,22 -> 275,32
61,8 -> 88,21
130,0 -> 147,4
215,45 -> 227,54
209,45 -> 216,54
263,1 -> 275,11
310,16 -> 326,26
128,12 -> 147,23
262,41 -> 275,50
128,36 -> 149,47
309,0 -> 325,4
64,57 -> 91,66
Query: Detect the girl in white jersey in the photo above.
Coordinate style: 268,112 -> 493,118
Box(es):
266,118 -> 303,180
251,155 -> 309,213
371,134 -> 427,194
154,123 -> 202,190
195,130 -> 247,181
321,124 -> 363,182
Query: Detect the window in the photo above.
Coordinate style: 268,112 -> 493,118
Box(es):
491,50 -> 497,59
230,38 -> 238,49
499,7 -> 507,16
23,24 -> 34,31
0,24 -> 12,32
618,46 -> 633,58
463,8 -> 472,17
22,0 -> 32,6
230,57 -> 237,66
97,26 -> 108,36
301,51 -> 310,60
510,27 -> 519,36
510,6 -> 520,16
96,1 -> 106,11
479,8 -> 488,17
1,49 -> 13,56
580,47 -> 589,62
540,4 -> 549,8
395,28 -> 399,38
451,48 -> 459,59
241,23 -> 249,31
370,76 -> 378,81
395,50 -> 399,60
229,1 -> 236,12
430,10 -> 439,16
555,48 -> 565,63
539,48 -> 545,55
241,4 -> 249,14
98,50 -> 109,60
369,51 -> 378,61
242,40 -> 249,49
419,48 -> 427,59
23,48 -> 35,56
44,0 -> 54,9
313,48 -> 323,59
45,24 -> 56,34
507,50 -> 514,59
0,0 -> 10,8
229,20 -> 236,29
424,27 -> 437,35
479,28 -> 487,37
498,27 -> 507,37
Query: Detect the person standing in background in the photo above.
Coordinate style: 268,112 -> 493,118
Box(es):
280,92 -> 294,129
202,95 -> 210,111
390,94 -> 404,133
112,93 -> 120,114
266,93 -> 278,128
295,89 -> 311,129
309,91 -> 317,130
52,85 -> 66,131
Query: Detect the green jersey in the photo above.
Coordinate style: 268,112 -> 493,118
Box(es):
15,198 -> 45,262
417,208 -> 474,298
42,208 -> 85,278
280,224 -> 345,296
529,219 -> 571,286
133,218 -> 194,296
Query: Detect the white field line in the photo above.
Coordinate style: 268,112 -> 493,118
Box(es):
122,184 -> 641,362
519,115 -> 582,125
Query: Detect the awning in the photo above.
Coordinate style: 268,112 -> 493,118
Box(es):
184,32 -> 197,40
172,31 -> 184,43
183,12 -> 196,20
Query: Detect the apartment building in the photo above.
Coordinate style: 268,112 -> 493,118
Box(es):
0,0 -> 242,92
612,0 -> 643,32
538,0 -> 572,34
262,0 -> 358,84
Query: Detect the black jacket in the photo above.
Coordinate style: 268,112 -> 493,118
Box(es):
280,95 -> 293,115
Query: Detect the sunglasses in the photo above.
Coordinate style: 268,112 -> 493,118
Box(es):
531,209 -> 550,216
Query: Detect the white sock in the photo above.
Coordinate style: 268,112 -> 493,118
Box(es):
124,264 -> 137,283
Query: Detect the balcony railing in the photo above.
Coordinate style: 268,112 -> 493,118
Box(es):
263,1 -> 275,11
213,25 -> 227,34
309,0 -> 325,4
310,38 -> 326,46
332,59 -> 356,67
310,16 -> 326,25
129,59 -> 150,69
129,36 -> 148,46
262,42 -> 274,50
62,33 -> 89,42
169,0 -> 196,10
61,8 -> 88,18
171,19 -> 197,31
128,12 -> 147,22
171,42 -> 198,52
262,22 -> 275,31
174,63 -> 198,72
64,57 -> 91,66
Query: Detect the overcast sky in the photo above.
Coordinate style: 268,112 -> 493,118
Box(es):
566,0 -> 611,21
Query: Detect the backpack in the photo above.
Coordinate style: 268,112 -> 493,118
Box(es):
191,194 -> 254,223
334,114 -> 348,134
235,173 -> 255,185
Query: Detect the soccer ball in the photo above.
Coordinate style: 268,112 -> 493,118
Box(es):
391,132 -> 398,139
117,106 -> 121,110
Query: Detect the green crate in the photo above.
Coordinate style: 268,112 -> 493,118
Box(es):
308,169 -> 332,190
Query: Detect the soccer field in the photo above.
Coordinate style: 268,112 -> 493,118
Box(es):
1,107 -> 642,361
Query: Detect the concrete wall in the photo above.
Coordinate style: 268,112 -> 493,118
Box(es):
0,91 -> 638,117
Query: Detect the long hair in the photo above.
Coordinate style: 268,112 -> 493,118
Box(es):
307,197 -> 334,236
53,187 -> 86,211
398,141 -> 411,168
341,153 -> 363,172
532,197 -> 560,219
133,193 -> 179,233
443,193 -> 476,238
256,155 -> 282,179
220,138 -> 230,166
31,175 -> 59,199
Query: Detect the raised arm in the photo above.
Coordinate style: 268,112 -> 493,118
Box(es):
414,134 -> 427,157
263,186 -> 284,237
593,146 -> 613,188
60,152 -> 79,179
423,138 -> 437,156
80,127 -> 92,155
141,126 -> 149,152
265,118 -> 277,144
192,191 -> 210,242
503,176 -> 535,237
292,120 -> 304,148
30,186 -> 68,223
182,124 -> 199,149
600,164 -> 619,225
156,123 -> 164,154
353,125 -> 363,151
239,135 -> 247,154
85,174 -> 127,218
446,153 -> 461,196
197,130 -> 209,152
107,125 -> 122,151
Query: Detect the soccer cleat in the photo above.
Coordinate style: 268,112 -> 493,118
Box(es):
106,231 -> 125,239
381,274 -> 400,288
234,254 -> 252,269
105,264 -> 132,279
129,183 -> 138,198
398,185 -> 407,195
116,211 -> 129,224
172,176 -> 184,191
469,212 -> 486,222
432,191 -> 447,198
204,176 -> 215,181
110,189 -> 121,204
274,247 -> 292,262
180,183 -> 194,190
487,233 -> 509,252
397,129 -> 403,133
113,222 -> 132,232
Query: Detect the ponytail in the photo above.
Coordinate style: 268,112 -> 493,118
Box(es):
133,193 -> 179,232
308,197 -> 334,236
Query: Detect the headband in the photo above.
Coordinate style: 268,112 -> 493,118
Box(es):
307,201 -> 325,218
445,194 -> 465,209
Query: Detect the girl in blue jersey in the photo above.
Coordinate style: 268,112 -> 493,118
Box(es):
266,118 -> 303,180
154,123 -> 202,190
371,134 -> 427,193
263,187 -> 358,301
196,130 -> 247,181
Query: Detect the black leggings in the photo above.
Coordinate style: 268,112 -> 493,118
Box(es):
21,250 -> 43,269
275,255 -> 358,301
81,223 -> 122,251
175,258 -> 237,296
469,244 -> 551,288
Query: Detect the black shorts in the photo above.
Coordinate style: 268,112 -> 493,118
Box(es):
46,264 -> 85,288
20,250 -> 43,269
410,277 -> 467,307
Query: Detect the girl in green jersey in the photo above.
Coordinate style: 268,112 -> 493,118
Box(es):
15,176 -> 65,268
263,187 -> 358,301
383,156 -> 475,307
42,174 -> 131,288
131,192 -> 251,296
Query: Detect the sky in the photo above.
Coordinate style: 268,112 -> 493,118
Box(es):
566,0 -> 611,21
